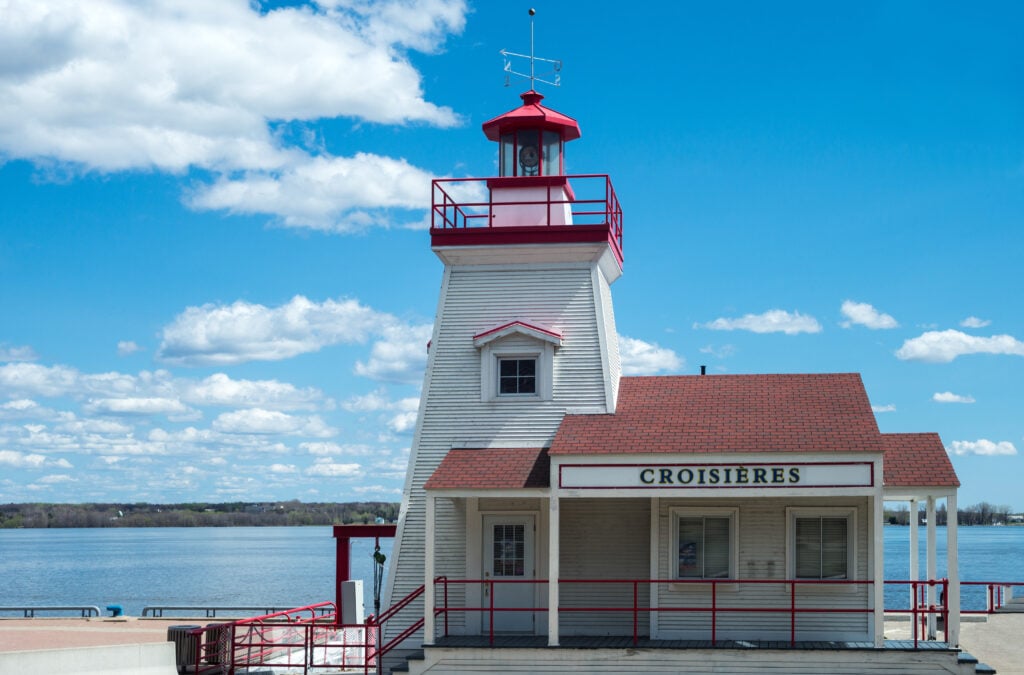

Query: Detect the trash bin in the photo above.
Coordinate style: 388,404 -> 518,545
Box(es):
167,625 -> 201,673
204,623 -> 231,665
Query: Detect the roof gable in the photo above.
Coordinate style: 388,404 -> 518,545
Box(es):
473,320 -> 563,348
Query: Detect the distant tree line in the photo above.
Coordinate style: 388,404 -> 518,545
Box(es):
0,500 -> 399,529
884,502 -> 1017,526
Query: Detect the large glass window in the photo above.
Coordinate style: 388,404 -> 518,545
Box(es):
795,516 -> 849,579
499,133 -> 515,177
498,358 -> 536,395
672,508 -> 737,580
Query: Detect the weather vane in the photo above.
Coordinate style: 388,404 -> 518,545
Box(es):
500,8 -> 562,90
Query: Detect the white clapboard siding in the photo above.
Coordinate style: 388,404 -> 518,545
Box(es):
656,497 -> 871,641
409,646 -> 973,675
559,499 -> 651,636
386,259 -> 620,642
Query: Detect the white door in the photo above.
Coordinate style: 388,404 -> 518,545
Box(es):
483,515 -> 535,633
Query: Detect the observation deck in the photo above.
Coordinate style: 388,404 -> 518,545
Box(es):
430,174 -> 623,267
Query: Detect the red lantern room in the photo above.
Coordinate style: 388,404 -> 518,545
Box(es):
482,89 -> 581,178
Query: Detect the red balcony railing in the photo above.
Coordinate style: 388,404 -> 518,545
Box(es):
431,175 -> 624,263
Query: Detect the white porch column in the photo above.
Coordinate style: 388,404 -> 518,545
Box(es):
424,494 -> 436,644
649,497 -> 660,640
909,499 -> 919,612
548,493 -> 560,646
926,496 -> 937,639
872,489 -> 885,647
947,493 -> 960,647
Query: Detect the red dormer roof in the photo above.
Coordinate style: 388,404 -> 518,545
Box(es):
482,90 -> 581,142
549,374 -> 885,456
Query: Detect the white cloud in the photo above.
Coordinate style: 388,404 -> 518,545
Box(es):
618,336 -> 683,375
117,340 -> 143,356
932,392 -> 975,404
354,324 -> 433,383
0,450 -> 72,469
0,0 -> 466,229
388,411 -> 418,433
84,397 -> 192,416
698,344 -> 735,359
37,474 -> 75,484
182,373 -> 323,410
872,404 -> 896,413
695,310 -> 822,335
947,440 -> 1017,456
268,463 -> 297,474
0,344 -> 38,362
188,153 -> 437,232
895,330 -> 1024,362
212,408 -> 337,438
157,295 -> 410,366
960,316 -> 991,328
306,459 -> 362,477
840,300 -> 898,329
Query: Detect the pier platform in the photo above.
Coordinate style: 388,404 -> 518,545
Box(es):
1,614 -> 1021,674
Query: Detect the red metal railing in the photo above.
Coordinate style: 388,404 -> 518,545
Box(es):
432,577 -> 953,649
185,602 -> 354,675
961,581 -> 1024,614
431,175 -> 624,260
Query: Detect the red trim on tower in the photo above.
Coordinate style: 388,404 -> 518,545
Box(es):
486,175 -> 577,202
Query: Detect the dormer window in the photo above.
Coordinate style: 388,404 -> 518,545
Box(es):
473,320 -> 562,402
499,357 -> 537,395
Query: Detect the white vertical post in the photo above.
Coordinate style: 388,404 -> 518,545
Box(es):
649,497 -> 660,640
926,496 -> 937,639
548,493 -> 560,646
424,494 -> 436,644
873,489 -> 885,647
947,493 -> 960,647
909,498 -> 919,613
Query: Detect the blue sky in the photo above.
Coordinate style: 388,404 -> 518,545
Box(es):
1,1 -> 1021,509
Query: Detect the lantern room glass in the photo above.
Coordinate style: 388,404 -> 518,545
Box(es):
497,129 -> 563,177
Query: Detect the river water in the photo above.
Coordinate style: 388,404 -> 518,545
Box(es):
0,525 -> 1020,616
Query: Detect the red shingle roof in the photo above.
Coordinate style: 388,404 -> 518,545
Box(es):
549,374 -> 884,456
425,447 -> 550,490
881,432 -> 960,487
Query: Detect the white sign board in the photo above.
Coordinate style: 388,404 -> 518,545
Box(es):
558,462 -> 874,490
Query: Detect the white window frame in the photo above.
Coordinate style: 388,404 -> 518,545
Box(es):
480,342 -> 554,402
786,507 -> 858,586
669,507 -> 739,582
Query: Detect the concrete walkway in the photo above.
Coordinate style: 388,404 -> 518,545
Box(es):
884,614 -> 1024,675
0,617 -> 189,653
2,614 -> 1021,673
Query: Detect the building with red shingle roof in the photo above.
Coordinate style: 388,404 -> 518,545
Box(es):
376,86 -> 965,674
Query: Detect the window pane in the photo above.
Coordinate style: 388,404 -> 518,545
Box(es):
542,130 -> 560,176
703,517 -> 731,578
795,518 -> 821,579
498,358 -> 537,395
821,518 -> 848,579
677,518 -> 703,578
499,133 -> 514,176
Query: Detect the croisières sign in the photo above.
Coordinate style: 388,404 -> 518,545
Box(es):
558,462 -> 874,489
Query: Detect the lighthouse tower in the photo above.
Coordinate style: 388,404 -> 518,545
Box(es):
384,88 -> 625,638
